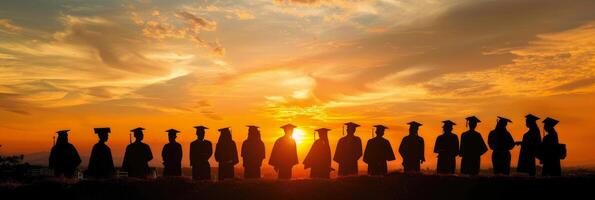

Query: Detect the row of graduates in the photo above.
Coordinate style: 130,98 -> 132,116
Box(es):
48,114 -> 565,179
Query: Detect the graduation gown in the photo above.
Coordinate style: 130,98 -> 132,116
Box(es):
49,142 -> 81,177
541,132 -> 564,176
190,139 -> 212,180
434,133 -> 459,174
303,139 -> 332,178
241,139 -> 265,179
363,137 -> 395,176
269,136 -> 298,179
488,129 -> 515,175
517,128 -> 541,175
215,140 -> 239,180
87,143 -> 115,178
460,130 -> 487,175
162,142 -> 183,176
122,142 -> 153,178
399,135 -> 425,172
333,135 -> 362,176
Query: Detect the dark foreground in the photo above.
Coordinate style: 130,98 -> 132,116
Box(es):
1,173 -> 594,200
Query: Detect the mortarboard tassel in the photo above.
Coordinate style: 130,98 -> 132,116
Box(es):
53,136 -> 56,146
342,125 -> 345,136
129,132 -> 132,144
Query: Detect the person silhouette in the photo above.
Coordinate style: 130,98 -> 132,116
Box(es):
488,116 -> 515,175
516,114 -> 541,176
434,120 -> 459,174
303,128 -> 333,179
399,121 -> 425,173
87,127 -> 115,179
122,127 -> 153,178
190,125 -> 212,180
241,125 -> 265,179
333,122 -> 363,176
541,117 -> 565,176
269,124 -> 299,179
363,125 -> 396,176
460,116 -> 488,175
215,127 -> 238,180
49,130 -> 81,178
162,129 -> 182,176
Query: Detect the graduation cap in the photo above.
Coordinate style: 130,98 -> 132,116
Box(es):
525,114 -> 540,121
343,122 -> 360,135
442,120 -> 456,126
280,124 -> 296,131
314,128 -> 330,140
130,127 -> 145,143
497,116 -> 512,124
465,116 -> 481,127
247,125 -> 259,130
407,121 -> 422,127
218,127 -> 231,132
94,127 -> 111,134
56,129 -> 70,136
373,125 -> 388,137
166,129 -> 180,135
542,117 -> 559,126
194,125 -> 209,130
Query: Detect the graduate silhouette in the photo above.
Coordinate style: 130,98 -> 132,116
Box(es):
460,116 -> 487,175
269,124 -> 298,179
516,114 -> 541,176
49,130 -> 81,178
87,127 -> 115,179
363,125 -> 395,176
434,120 -> 459,174
122,127 -> 153,178
303,128 -> 333,179
162,129 -> 182,176
334,122 -> 363,176
241,125 -> 265,179
214,127 -> 238,180
541,117 -> 565,176
399,121 -> 425,173
488,117 -> 515,175
190,125 -> 212,180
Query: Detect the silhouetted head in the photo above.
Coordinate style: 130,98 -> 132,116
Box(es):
218,127 -> 232,143
466,116 -> 481,130
247,125 -> 261,140
542,117 -> 559,133
407,121 -> 422,135
131,127 -> 144,142
315,128 -> 330,141
194,125 -> 208,140
442,120 -> 456,133
496,116 -> 512,129
525,114 -> 540,129
344,122 -> 360,135
374,125 -> 388,137
56,130 -> 69,144
94,127 -> 111,143
281,124 -> 296,137
166,129 -> 179,143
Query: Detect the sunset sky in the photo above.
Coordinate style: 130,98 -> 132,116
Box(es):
1,0 -> 594,173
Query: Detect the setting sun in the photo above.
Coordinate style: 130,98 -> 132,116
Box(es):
292,128 -> 308,145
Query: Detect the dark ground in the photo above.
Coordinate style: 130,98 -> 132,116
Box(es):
1,173 -> 594,200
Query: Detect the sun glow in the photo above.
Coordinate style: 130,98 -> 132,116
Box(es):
292,128 -> 307,145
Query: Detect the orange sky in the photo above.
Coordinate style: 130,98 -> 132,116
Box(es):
1,0 -> 594,173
